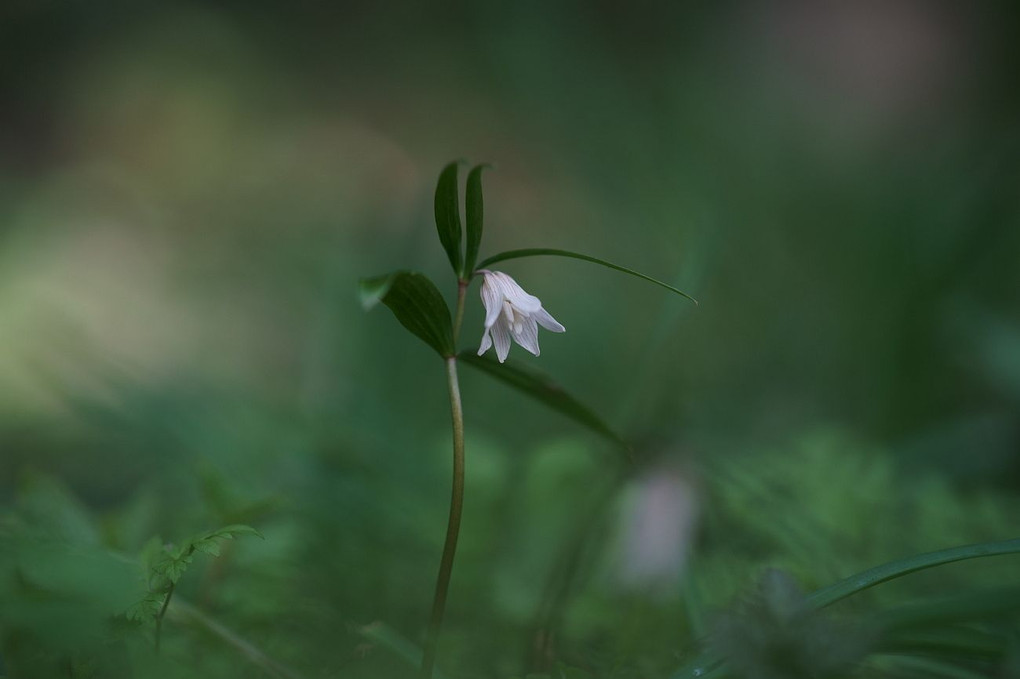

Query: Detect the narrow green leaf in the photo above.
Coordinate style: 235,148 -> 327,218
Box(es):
876,587 -> 1020,631
872,656 -> 995,679
807,538 -> 1020,609
434,161 -> 463,275
359,621 -> 450,679
476,248 -> 698,304
877,627 -> 1006,660
464,164 -> 490,277
671,539 -> 1020,679
459,352 -> 630,456
361,271 -> 455,357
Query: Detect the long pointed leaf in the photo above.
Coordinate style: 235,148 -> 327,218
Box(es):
807,538 -> 1020,609
361,271 -> 454,357
876,587 -> 1020,631
873,656 -> 996,679
434,162 -> 463,275
476,248 -> 698,304
671,538 -> 1020,679
464,164 -> 490,277
459,352 -> 630,456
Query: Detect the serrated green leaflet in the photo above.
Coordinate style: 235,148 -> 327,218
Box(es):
192,524 -> 263,557
150,525 -> 264,586
134,524 -> 264,627
434,162 -> 463,275
476,248 -> 698,304
464,164 -> 490,277
459,352 -> 630,457
361,271 -> 455,357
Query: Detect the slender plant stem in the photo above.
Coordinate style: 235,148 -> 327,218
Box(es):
422,281 -> 469,679
452,279 -> 468,340
422,357 -> 466,678
155,581 -> 176,654
528,473 -> 621,671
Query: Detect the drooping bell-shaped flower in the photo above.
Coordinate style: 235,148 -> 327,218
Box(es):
477,270 -> 565,363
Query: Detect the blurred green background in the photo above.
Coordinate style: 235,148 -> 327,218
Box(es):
2,2 -> 1019,677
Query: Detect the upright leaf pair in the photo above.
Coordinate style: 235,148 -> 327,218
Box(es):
434,161 -> 489,279
360,163 -> 490,360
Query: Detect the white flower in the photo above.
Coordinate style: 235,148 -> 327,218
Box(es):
616,467 -> 699,599
477,270 -> 565,363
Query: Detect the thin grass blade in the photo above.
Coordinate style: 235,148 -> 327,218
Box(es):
476,248 -> 698,304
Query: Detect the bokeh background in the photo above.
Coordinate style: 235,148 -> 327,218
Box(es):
2,1 -> 1019,677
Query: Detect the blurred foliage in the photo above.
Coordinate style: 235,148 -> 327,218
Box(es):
1,0 -> 1020,677
3,429 -> 1019,677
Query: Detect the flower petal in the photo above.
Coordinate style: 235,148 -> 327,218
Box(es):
481,276 -> 503,329
533,307 -> 565,333
503,300 -> 515,327
477,327 -> 493,356
494,272 -> 542,312
512,316 -> 541,356
491,316 -> 512,363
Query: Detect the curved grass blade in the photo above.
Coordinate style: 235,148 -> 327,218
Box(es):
807,538 -> 1020,609
876,627 -> 1007,661
170,598 -> 305,679
361,271 -> 454,357
876,586 -> 1020,631
671,539 -> 1020,679
871,656 -> 996,679
476,248 -> 698,304
463,164 -> 490,278
434,162 -> 463,275
459,352 -> 630,457
359,621 -> 450,679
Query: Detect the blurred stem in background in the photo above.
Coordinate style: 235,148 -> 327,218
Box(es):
422,279 -> 469,679
527,470 -> 624,672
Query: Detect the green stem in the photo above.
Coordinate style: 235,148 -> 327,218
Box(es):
528,474 -> 620,671
452,279 -> 468,340
155,581 -> 176,654
422,283 -> 468,679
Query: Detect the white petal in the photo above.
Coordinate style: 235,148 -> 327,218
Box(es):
491,317 -> 512,363
493,272 -> 542,312
480,276 -> 503,329
512,316 -> 541,356
533,307 -> 565,333
502,300 -> 515,327
512,309 -> 524,335
477,327 -> 493,356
